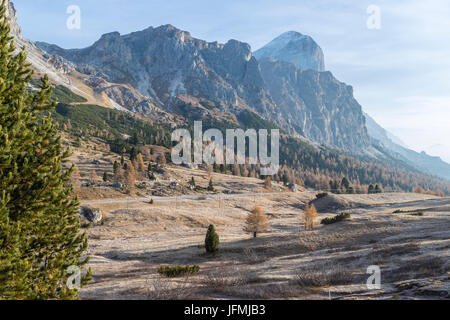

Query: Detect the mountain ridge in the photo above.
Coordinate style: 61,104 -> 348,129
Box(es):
365,112 -> 450,180
36,24 -> 372,152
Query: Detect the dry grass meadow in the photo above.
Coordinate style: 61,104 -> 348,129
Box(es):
75,166 -> 449,300
63,142 -> 450,300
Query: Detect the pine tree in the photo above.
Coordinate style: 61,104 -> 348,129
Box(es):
136,153 -> 145,174
375,184 -> 382,194
147,162 -> 154,180
89,169 -> 98,185
205,225 -> 219,253
282,173 -> 289,186
129,146 -> 138,162
0,1 -> 89,299
156,153 -> 166,167
207,178 -> 215,192
264,176 -> 272,190
304,204 -> 318,231
113,160 -> 122,182
124,161 -> 136,196
102,171 -> 108,182
244,206 -> 270,238
341,177 -> 350,193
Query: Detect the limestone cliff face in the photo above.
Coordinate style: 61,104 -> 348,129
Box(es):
258,58 -> 370,149
37,25 -> 277,119
5,0 -> 21,38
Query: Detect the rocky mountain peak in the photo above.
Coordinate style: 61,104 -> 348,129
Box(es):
254,31 -> 325,72
224,39 -> 252,61
98,31 -> 121,41
5,0 -> 22,39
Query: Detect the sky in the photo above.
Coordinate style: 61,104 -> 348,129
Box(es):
13,0 -> 450,162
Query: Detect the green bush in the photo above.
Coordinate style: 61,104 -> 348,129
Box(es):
158,265 -> 200,277
205,225 -> 220,253
321,213 -> 351,225
393,209 -> 423,216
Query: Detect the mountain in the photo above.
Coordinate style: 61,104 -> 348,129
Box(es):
37,25 -> 372,151
258,58 -> 370,149
254,31 -> 325,72
5,0 -> 170,119
364,112 -> 407,150
7,0 -> 450,187
37,25 -> 278,121
365,112 -> 450,180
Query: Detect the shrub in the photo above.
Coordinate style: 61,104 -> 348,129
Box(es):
205,225 -> 220,253
294,265 -> 353,288
158,265 -> 200,278
415,186 -> 425,194
146,277 -> 194,300
393,210 -> 423,216
321,212 -> 351,225
264,176 -> 272,190
202,267 -> 258,289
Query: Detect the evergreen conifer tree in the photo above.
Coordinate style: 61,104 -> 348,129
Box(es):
0,1 -> 90,299
205,225 -> 219,253
207,178 -> 215,191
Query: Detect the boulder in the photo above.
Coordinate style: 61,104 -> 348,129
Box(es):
111,182 -> 123,188
80,207 -> 103,223
309,194 -> 351,213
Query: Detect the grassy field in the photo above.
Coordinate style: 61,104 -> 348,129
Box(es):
76,163 -> 449,300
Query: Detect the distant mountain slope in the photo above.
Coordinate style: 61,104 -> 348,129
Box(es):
254,31 -> 325,72
365,112 -> 450,181
52,88 -> 450,195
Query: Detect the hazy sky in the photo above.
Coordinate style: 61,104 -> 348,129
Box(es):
14,0 -> 450,162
